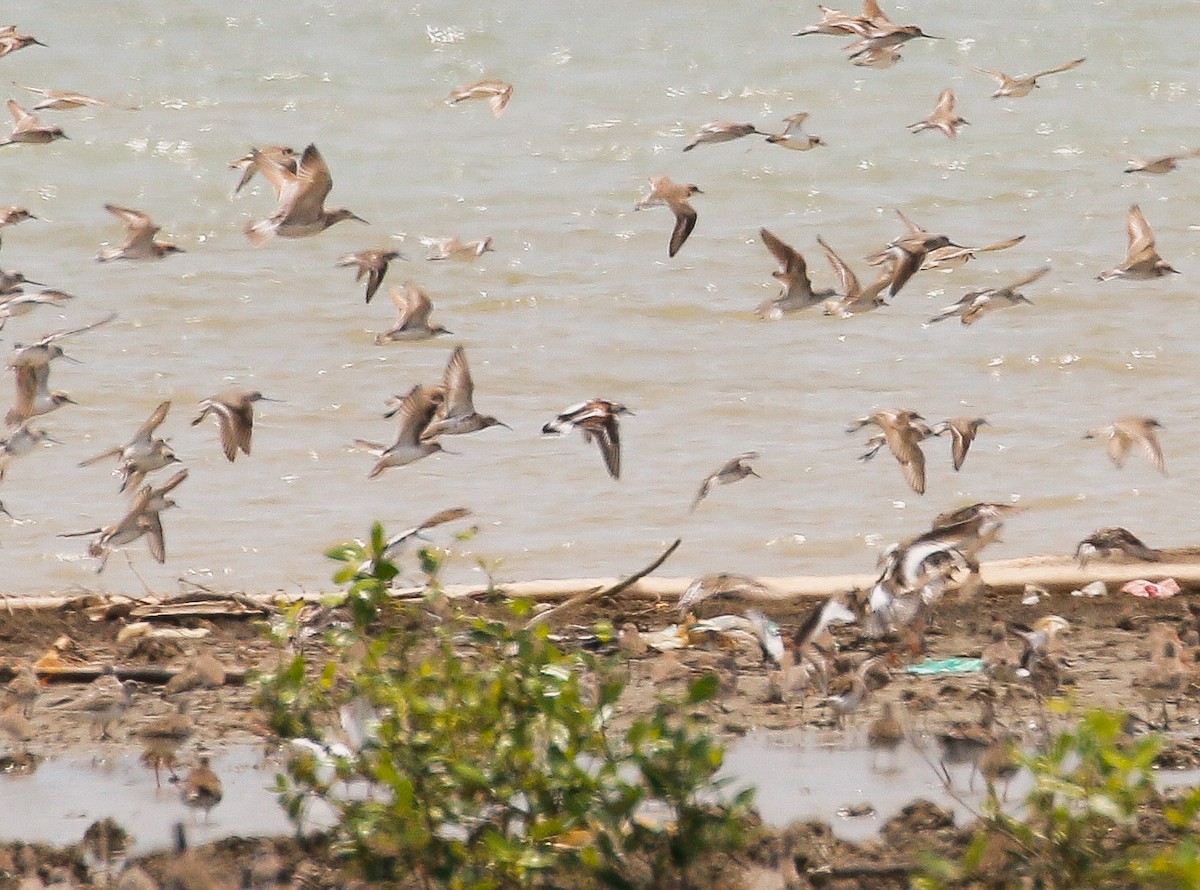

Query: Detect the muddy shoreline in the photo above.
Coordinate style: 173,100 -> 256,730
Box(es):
2,550 -> 1199,888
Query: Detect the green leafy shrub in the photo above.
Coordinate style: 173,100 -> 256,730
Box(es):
256,523 -> 755,890
915,710 -> 1200,890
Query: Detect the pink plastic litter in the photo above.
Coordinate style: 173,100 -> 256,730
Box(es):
1120,578 -> 1181,599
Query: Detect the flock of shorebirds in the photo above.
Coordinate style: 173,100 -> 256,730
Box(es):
0,1 -> 1194,819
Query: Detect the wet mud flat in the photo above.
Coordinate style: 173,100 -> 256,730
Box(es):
1,558 -> 1199,888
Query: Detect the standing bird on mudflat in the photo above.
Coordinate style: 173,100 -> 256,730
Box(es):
244,143 -> 366,245
543,399 -> 629,480
192,388 -> 278,463
635,177 -> 701,258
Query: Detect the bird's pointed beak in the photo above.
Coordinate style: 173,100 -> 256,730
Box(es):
23,279 -> 46,287
352,214 -> 369,224
60,353 -> 83,364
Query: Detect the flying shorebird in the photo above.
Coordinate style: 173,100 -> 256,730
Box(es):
908,88 -> 967,139
634,177 -> 701,258
849,409 -> 928,494
336,248 -> 404,303
1097,204 -> 1178,281
682,121 -> 765,151
7,312 -> 115,374
374,282 -> 452,345
244,143 -> 366,245
191,388 -> 278,462
0,27 -> 46,58
842,1 -> 939,59
0,289 -> 74,331
14,83 -> 109,111
755,228 -> 831,319
1084,416 -> 1167,475
6,362 -> 74,426
852,44 -> 903,68
61,469 -> 188,573
817,236 -> 892,317
357,384 -> 446,477
794,4 -> 871,37
379,507 -> 472,564
79,400 -> 179,493
763,112 -> 825,150
677,573 -> 771,618
96,204 -> 183,261
1124,149 -> 1200,175
690,452 -> 760,512
967,57 -> 1085,98
1075,527 -> 1160,568
0,421 -> 58,481
867,210 -> 961,297
543,398 -> 630,480
0,206 -> 35,228
227,144 -> 297,194
445,80 -> 513,117
927,266 -> 1049,325
420,346 -> 509,439
424,236 -> 493,261
929,417 -> 988,471
0,99 -> 66,146
920,234 -> 1025,271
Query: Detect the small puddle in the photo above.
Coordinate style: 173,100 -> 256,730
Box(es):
722,730 -> 1200,843
0,748 -> 300,853
2,737 -> 1196,853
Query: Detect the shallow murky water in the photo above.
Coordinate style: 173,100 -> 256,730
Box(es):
0,1 -> 1198,597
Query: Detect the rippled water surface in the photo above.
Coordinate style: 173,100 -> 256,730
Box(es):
1,1 -> 1199,596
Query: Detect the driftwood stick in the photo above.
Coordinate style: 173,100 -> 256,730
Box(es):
525,538 -> 682,629
0,553 -> 1198,612
0,665 -> 249,686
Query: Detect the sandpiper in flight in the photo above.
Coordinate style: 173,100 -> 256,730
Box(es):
1084,417 -> 1167,476
79,400 -> 179,492
0,99 -> 67,146
967,57 -> 1085,98
927,266 -> 1048,325
1097,204 -> 1178,281
228,145 -> 297,194
543,398 -> 630,480
908,89 -> 967,139
682,121 -> 765,151
374,282 -> 452,344
96,204 -> 184,261
244,143 -> 367,245
690,452 -> 761,512
357,384 -> 446,477
635,177 -> 702,258
420,346 -> 509,439
191,388 -> 278,462
446,80 -> 514,117
337,248 -> 405,303
764,113 -> 825,150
